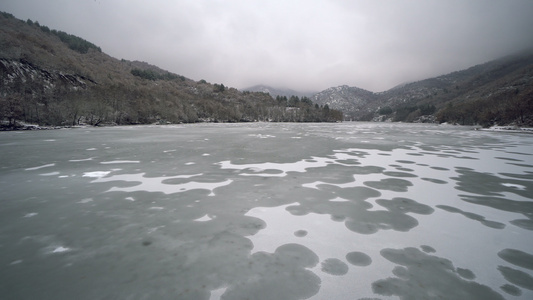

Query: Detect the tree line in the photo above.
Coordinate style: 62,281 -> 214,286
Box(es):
435,88 -> 533,126
131,68 -> 185,81
25,18 -> 101,54
0,60 -> 343,129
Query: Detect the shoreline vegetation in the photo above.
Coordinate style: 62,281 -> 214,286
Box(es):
2,120 -> 533,134
1,120 -> 340,131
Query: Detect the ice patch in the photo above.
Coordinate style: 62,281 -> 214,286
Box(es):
51,246 -> 70,253
147,226 -> 165,234
69,158 -> 94,162
25,163 -> 55,171
502,183 -> 526,190
100,160 -> 140,164
133,179 -> 230,196
194,214 -> 214,222
249,134 -> 276,139
245,204 -> 359,258
209,287 -> 228,300
78,198 -> 93,204
185,162 -> 196,165
202,153 -> 210,156
9,260 -> 23,265
82,171 -> 111,178
218,156 -> 334,177
302,179 -> 360,190
43,139 -> 56,142
149,206 -> 164,210
24,213 -> 38,218
125,197 -> 135,201
39,171 -> 60,176
163,149 -> 177,153
329,197 -> 350,202
91,172 -> 232,196
86,148 -> 97,151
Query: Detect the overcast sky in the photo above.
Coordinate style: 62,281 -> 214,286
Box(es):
2,0 -> 533,92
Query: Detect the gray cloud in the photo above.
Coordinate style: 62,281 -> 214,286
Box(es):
2,0 -> 533,92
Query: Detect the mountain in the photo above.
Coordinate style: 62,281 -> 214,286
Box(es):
0,12 -> 342,129
313,51 -> 533,126
242,85 -> 316,99
312,86 -> 377,121
1,11 -> 531,128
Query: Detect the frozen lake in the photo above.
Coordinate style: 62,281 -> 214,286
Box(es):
1,122 -> 532,299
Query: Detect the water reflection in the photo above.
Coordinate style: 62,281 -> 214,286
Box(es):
346,251 -> 372,266
436,205 -> 506,229
372,247 -> 505,299
221,244 -> 321,300
321,258 -> 349,275
498,249 -> 533,270
498,266 -> 533,293
460,195 -> 533,230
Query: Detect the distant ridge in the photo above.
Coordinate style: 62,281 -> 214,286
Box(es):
312,50 -> 533,126
312,85 -> 377,120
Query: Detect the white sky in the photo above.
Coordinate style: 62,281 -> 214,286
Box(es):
2,0 -> 533,92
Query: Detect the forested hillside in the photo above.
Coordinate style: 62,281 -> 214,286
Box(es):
0,12 -> 341,129
313,51 -> 533,127
381,51 -> 533,126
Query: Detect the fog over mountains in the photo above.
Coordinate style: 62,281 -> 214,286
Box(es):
4,0 -> 533,93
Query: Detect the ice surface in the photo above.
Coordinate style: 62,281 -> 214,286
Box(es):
218,157 -> 332,177
1,123 -> 532,300
90,172 -> 232,195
